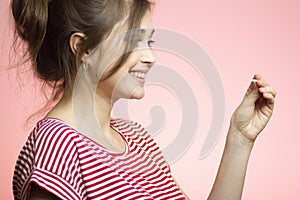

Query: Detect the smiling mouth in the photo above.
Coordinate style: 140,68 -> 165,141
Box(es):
128,70 -> 148,84
129,71 -> 146,79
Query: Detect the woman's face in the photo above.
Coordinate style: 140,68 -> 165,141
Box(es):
96,11 -> 156,102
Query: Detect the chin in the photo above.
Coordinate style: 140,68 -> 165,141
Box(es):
129,87 -> 145,100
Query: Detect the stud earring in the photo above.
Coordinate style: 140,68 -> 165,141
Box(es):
82,61 -> 89,71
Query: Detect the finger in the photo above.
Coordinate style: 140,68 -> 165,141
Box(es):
242,79 -> 261,106
257,93 -> 275,116
258,85 -> 276,103
258,86 -> 277,97
256,79 -> 270,87
263,92 -> 275,103
253,74 -> 262,80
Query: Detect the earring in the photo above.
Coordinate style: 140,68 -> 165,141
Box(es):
82,61 -> 89,71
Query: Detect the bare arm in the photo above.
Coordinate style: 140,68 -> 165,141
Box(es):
207,126 -> 254,200
208,74 -> 276,199
173,126 -> 253,200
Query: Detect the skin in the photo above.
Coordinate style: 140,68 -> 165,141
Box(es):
30,10 -> 277,200
207,74 -> 276,200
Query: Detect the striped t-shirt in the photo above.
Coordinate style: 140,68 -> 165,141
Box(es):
13,117 -> 186,200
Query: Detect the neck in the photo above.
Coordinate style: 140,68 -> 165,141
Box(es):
46,89 -> 116,136
46,87 -> 127,152
94,90 -> 115,134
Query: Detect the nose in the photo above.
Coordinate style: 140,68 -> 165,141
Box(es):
140,48 -> 156,65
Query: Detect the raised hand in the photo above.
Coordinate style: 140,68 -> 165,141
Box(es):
230,74 -> 277,142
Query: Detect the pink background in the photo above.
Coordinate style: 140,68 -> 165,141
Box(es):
1,0 -> 300,199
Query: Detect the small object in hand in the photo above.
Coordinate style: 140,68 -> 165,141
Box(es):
252,79 -> 258,83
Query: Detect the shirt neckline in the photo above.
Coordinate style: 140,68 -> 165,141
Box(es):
39,117 -> 129,156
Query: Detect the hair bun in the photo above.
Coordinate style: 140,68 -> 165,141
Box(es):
11,0 -> 49,59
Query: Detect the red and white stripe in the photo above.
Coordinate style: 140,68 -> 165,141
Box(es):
13,118 -> 185,200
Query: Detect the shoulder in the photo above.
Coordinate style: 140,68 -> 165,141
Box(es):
33,118 -> 82,165
35,118 -> 81,141
15,118 -> 82,170
13,118 -> 85,200
14,117 -> 82,176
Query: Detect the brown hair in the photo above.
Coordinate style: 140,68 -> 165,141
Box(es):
11,0 -> 152,101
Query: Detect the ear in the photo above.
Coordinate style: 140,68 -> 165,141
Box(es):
69,32 -> 87,59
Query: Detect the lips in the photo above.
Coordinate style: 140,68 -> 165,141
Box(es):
128,69 -> 148,84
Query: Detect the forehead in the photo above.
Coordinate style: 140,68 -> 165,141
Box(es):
140,10 -> 153,28
139,11 -> 154,37
140,10 -> 154,34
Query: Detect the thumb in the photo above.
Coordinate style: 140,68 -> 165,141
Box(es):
241,79 -> 261,107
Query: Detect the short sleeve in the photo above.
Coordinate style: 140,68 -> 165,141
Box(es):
13,120 -> 86,200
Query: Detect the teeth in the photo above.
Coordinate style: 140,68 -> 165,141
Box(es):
130,72 -> 146,79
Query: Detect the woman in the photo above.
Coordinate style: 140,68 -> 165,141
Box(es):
11,0 -> 276,199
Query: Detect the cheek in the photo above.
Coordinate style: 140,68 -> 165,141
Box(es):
110,53 -> 139,81
124,51 -> 140,68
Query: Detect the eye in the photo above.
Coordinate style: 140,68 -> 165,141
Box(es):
148,40 -> 155,47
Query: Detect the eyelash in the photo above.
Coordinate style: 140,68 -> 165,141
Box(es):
134,39 -> 155,48
148,40 -> 155,47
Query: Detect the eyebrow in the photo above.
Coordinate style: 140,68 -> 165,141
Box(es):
140,28 -> 155,37
150,29 -> 155,37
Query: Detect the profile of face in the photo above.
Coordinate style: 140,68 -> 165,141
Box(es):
90,11 -> 156,103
